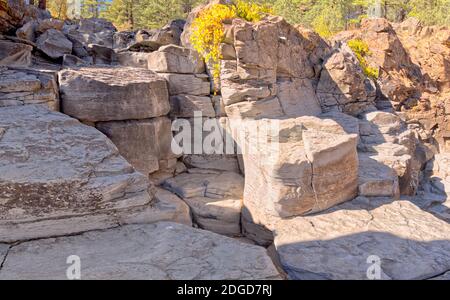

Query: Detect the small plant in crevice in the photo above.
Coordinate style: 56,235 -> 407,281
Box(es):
348,38 -> 379,80
190,0 -> 272,86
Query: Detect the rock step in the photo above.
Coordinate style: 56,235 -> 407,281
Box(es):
358,153 -> 400,198
163,170 -> 244,237
274,197 -> 450,280
0,222 -> 281,280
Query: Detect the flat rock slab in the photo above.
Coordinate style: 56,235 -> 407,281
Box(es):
0,105 -> 154,242
0,67 -> 59,110
274,197 -> 450,280
59,67 -> 170,122
0,222 -> 281,280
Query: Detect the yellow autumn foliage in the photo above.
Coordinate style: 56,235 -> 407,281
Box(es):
190,0 -> 272,83
348,38 -> 379,80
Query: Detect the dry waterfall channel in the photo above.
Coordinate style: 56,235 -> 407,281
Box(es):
0,1 -> 450,280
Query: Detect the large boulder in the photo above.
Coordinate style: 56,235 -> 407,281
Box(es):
160,73 -> 210,96
236,115 -> 359,244
0,222 -> 281,280
36,29 -> 73,59
147,44 -> 205,74
96,117 -> 178,176
59,67 -> 170,122
135,19 -> 186,49
0,105 -> 157,243
0,66 -> 59,110
0,0 -> 24,34
274,197 -> 450,280
0,40 -> 32,67
316,43 -> 377,116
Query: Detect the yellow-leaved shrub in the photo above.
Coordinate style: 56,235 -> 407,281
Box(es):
348,39 -> 379,80
190,0 -> 272,85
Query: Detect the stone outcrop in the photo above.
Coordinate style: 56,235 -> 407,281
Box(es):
0,66 -> 59,110
58,66 -> 178,180
59,67 -> 170,122
0,39 -> 32,67
96,118 -> 178,177
0,222 -> 281,280
316,43 -> 377,116
237,115 -> 359,245
333,17 -> 450,154
219,16 -> 325,120
163,170 -> 244,236
0,105 -> 166,242
274,197 -> 450,280
36,29 -> 73,59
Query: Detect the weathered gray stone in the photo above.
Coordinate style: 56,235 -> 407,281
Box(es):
163,171 -> 244,236
0,105 -> 156,243
0,222 -> 280,280
358,154 -> 400,198
233,116 -> 359,244
316,44 -> 376,116
36,29 -> 72,59
160,73 -> 210,96
62,54 -> 90,68
96,117 -> 177,176
169,95 -> 215,118
87,43 -> 115,65
276,78 -> 322,117
148,45 -> 205,74
36,18 -> 64,34
0,40 -> 32,67
183,155 -> 240,173
15,20 -> 37,42
275,197 -> 450,280
59,67 -> 170,122
116,51 -> 150,69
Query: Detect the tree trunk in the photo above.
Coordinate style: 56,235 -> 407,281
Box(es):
38,0 -> 46,9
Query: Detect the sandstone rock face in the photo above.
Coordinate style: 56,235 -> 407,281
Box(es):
0,222 -> 281,280
163,171 -> 244,236
59,67 -> 170,122
36,29 -> 73,59
218,16 -> 327,119
96,117 -> 178,176
274,197 -> 450,280
317,43 -> 376,116
0,105 -> 155,243
0,40 -> 32,67
237,115 -> 359,244
0,67 -> 59,110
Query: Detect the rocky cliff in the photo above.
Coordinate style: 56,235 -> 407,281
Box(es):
0,0 -> 449,280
